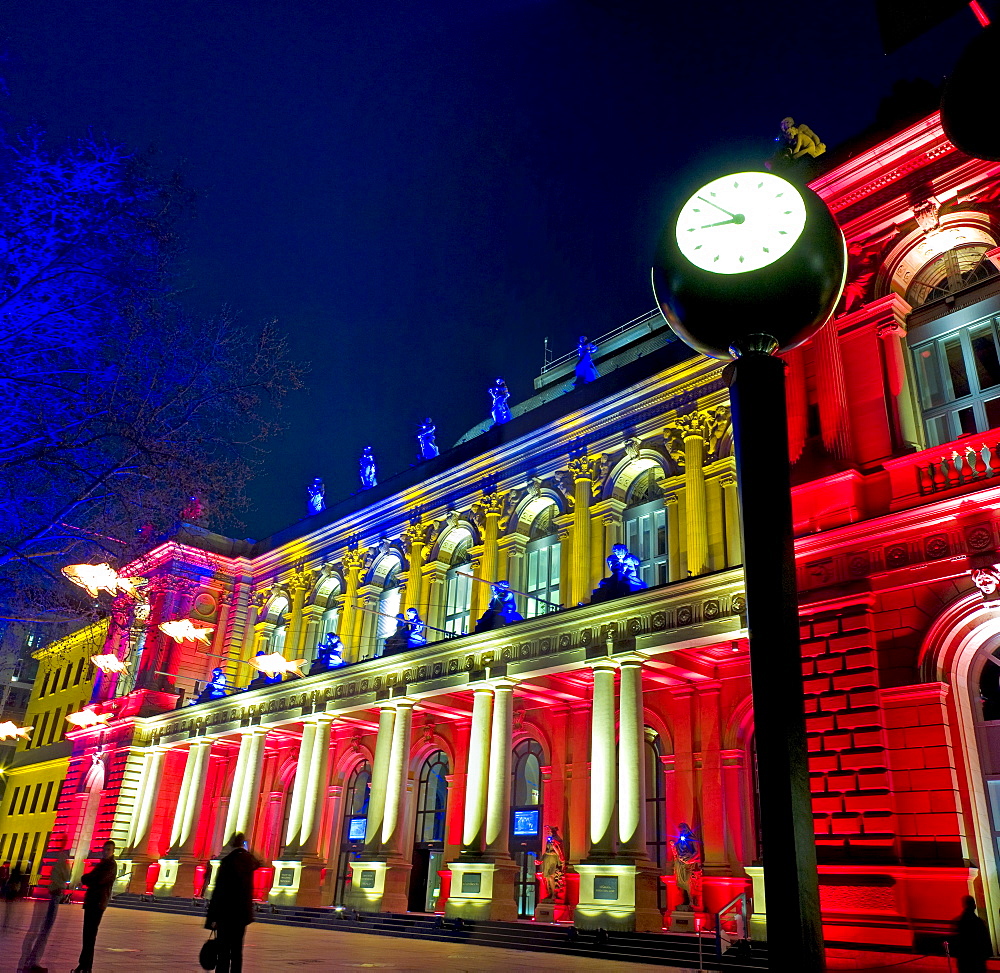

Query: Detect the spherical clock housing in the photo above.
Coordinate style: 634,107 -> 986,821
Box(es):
652,169 -> 847,360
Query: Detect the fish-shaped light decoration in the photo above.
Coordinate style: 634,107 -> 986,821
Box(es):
90,654 -> 129,674
247,653 -> 308,678
61,563 -> 141,598
65,707 -> 112,729
0,722 -> 32,741
159,619 -> 215,645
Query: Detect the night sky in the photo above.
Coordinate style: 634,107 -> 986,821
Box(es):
2,0 -> 984,540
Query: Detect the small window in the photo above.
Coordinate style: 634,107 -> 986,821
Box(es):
7,787 -> 20,815
41,782 -> 53,813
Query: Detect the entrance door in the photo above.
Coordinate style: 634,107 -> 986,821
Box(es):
408,847 -> 430,912
411,752 -> 449,912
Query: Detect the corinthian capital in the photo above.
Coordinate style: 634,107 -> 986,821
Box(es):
472,490 -> 509,524
664,406 -> 731,462
402,520 -> 436,552
567,454 -> 605,483
341,548 -> 367,574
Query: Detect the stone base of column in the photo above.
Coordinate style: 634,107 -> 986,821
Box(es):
744,865 -> 767,941
343,858 -> 412,914
172,859 -> 203,898
114,858 -> 134,895
574,861 -> 662,933
444,859 -> 519,922
154,858 -> 179,896
126,858 -> 151,894
267,859 -> 326,907
204,858 -> 221,898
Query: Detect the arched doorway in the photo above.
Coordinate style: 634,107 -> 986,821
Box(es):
70,754 -> 106,884
644,729 -> 668,912
407,751 -> 449,912
333,760 -> 371,906
510,739 -> 544,917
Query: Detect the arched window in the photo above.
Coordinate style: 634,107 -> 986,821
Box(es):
623,469 -> 668,587
644,730 -> 668,911
444,538 -> 473,635
409,751 -> 450,913
524,506 -> 561,618
333,760 -> 372,906
511,739 -> 544,917
377,563 -> 401,655
906,245 -> 998,309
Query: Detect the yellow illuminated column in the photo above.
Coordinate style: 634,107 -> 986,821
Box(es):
340,549 -> 367,661
284,722 -> 317,849
588,661 -> 618,857
461,687 -> 494,854
364,706 -> 397,847
484,680 -> 517,858
568,456 -> 602,606
683,429 -> 708,577
380,701 -> 414,858
664,493 -> 681,582
720,473 -> 742,568
402,523 -> 429,616
285,573 -> 310,659
298,716 -> 334,857
617,657 -> 648,859
555,515 -> 574,606
224,728 -> 267,842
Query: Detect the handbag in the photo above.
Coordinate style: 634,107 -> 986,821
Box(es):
199,929 -> 219,971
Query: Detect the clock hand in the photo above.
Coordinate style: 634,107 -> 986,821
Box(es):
697,195 -> 737,218
700,216 -> 745,228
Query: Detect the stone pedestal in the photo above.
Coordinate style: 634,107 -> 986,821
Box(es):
172,859 -> 201,897
574,861 -> 661,933
343,858 -> 411,914
534,899 -> 566,923
126,859 -> 154,894
154,858 -> 179,895
745,865 -> 767,941
669,906 -> 709,933
445,859 -> 518,922
268,859 -> 326,907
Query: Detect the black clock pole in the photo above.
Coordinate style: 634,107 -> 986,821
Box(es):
727,333 -> 824,972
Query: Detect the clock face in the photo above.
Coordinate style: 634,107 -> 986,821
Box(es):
674,172 -> 808,275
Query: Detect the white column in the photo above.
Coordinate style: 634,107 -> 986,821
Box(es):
178,740 -> 213,856
222,734 -> 251,845
484,680 -> 516,858
721,473 -> 742,568
284,722 -> 317,848
299,716 -> 334,857
128,747 -> 166,854
364,707 -> 397,846
461,687 -> 494,854
168,742 -> 200,850
589,662 -> 617,857
235,728 -> 267,841
617,657 -> 648,859
380,702 -> 414,858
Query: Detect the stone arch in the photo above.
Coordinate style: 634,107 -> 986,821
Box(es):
312,571 -> 343,608
261,592 -> 290,625
511,493 -> 563,536
604,452 -> 669,502
368,551 -> 403,587
432,524 -> 476,564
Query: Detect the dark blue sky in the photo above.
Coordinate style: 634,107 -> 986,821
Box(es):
3,0 -> 983,539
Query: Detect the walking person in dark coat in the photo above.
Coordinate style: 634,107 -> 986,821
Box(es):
206,833 -> 260,973
71,840 -> 117,973
951,895 -> 993,973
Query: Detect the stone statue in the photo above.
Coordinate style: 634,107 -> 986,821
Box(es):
307,478 -> 326,514
194,667 -> 229,704
670,822 -> 703,911
475,580 -> 524,632
383,607 -> 429,655
779,117 -> 826,159
973,565 -> 1000,600
536,826 -> 566,901
574,336 -> 600,385
360,446 -> 377,489
417,418 -> 439,460
489,378 -> 511,425
591,543 -> 647,603
308,632 -> 345,675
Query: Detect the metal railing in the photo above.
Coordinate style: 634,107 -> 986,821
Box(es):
538,308 -> 664,375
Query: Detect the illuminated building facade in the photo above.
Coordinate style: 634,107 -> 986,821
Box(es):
6,108 -> 1000,953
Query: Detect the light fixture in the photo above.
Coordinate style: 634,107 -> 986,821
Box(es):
61,563 -> 139,598
159,620 -> 215,645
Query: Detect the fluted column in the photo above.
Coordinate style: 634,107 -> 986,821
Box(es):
340,549 -> 367,662
617,657 -> 648,859
588,662 -> 617,858
683,431 -> 708,577
554,515 -> 574,606
816,320 -> 852,462
364,707 -> 397,846
664,492 -> 680,583
127,746 -> 167,856
285,575 -> 309,659
176,740 -> 212,856
401,523 -> 428,616
224,728 -> 267,843
720,473 -> 742,567
568,456 -> 602,606
379,701 -> 414,858
484,680 -> 516,859
298,716 -> 334,857
461,687 -> 494,855
878,317 -> 920,450
284,722 -> 318,849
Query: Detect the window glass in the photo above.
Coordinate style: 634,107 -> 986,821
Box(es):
524,533 -> 560,619
444,540 -> 473,635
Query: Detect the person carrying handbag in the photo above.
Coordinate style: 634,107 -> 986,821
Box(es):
204,833 -> 260,973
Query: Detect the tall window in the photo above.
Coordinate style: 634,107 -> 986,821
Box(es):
511,739 -> 544,918
912,311 -> 1000,447
444,539 -> 473,636
377,564 -> 401,655
524,507 -> 560,618
623,469 -> 668,587
334,761 -> 371,906
410,751 -> 450,913
644,731 -> 668,911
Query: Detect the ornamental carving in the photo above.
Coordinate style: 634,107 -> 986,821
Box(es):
966,525 -> 995,553
925,535 -> 949,559
567,454 -> 605,483
731,594 -> 746,613
664,406 -> 731,467
972,564 -> 1000,600
402,520 -> 437,552
703,600 -> 720,619
341,548 -> 367,574
471,490 -> 510,525
885,544 -> 909,568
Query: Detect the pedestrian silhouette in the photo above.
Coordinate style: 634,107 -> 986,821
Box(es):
72,839 -> 116,973
951,895 -> 992,973
19,838 -> 71,972
205,832 -> 260,973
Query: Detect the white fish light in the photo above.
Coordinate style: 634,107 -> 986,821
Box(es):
61,563 -> 140,598
247,653 -> 308,678
65,707 -> 112,729
90,654 -> 129,674
0,722 -> 32,741
159,619 -> 215,645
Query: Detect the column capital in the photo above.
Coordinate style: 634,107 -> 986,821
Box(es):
663,491 -> 679,507
240,725 -> 269,739
615,651 -> 648,668
471,489 -> 511,525
719,472 -> 737,488
587,657 -> 619,674
341,548 -> 367,574
568,454 -> 605,482
487,676 -> 519,692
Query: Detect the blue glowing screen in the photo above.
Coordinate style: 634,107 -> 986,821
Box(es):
512,809 -> 539,836
348,817 -> 367,840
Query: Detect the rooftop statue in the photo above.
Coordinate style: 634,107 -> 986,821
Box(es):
417,418 -> 439,460
489,378 -> 511,425
307,477 -> 325,514
383,607 -> 429,655
195,667 -> 229,705
308,631 -> 345,675
360,446 -> 377,489
574,335 -> 599,385
475,580 -> 524,632
779,117 -> 826,159
591,543 -> 647,603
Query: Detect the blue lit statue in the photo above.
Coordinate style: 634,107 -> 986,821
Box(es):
475,580 -> 524,632
574,336 -> 599,385
246,650 -> 282,692
489,378 -> 511,425
670,823 -> 703,910
360,446 -> 377,489
308,632 -> 345,675
308,478 -> 325,514
591,543 -> 647,604
383,607 -> 429,655
194,667 -> 229,704
418,418 -> 439,460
